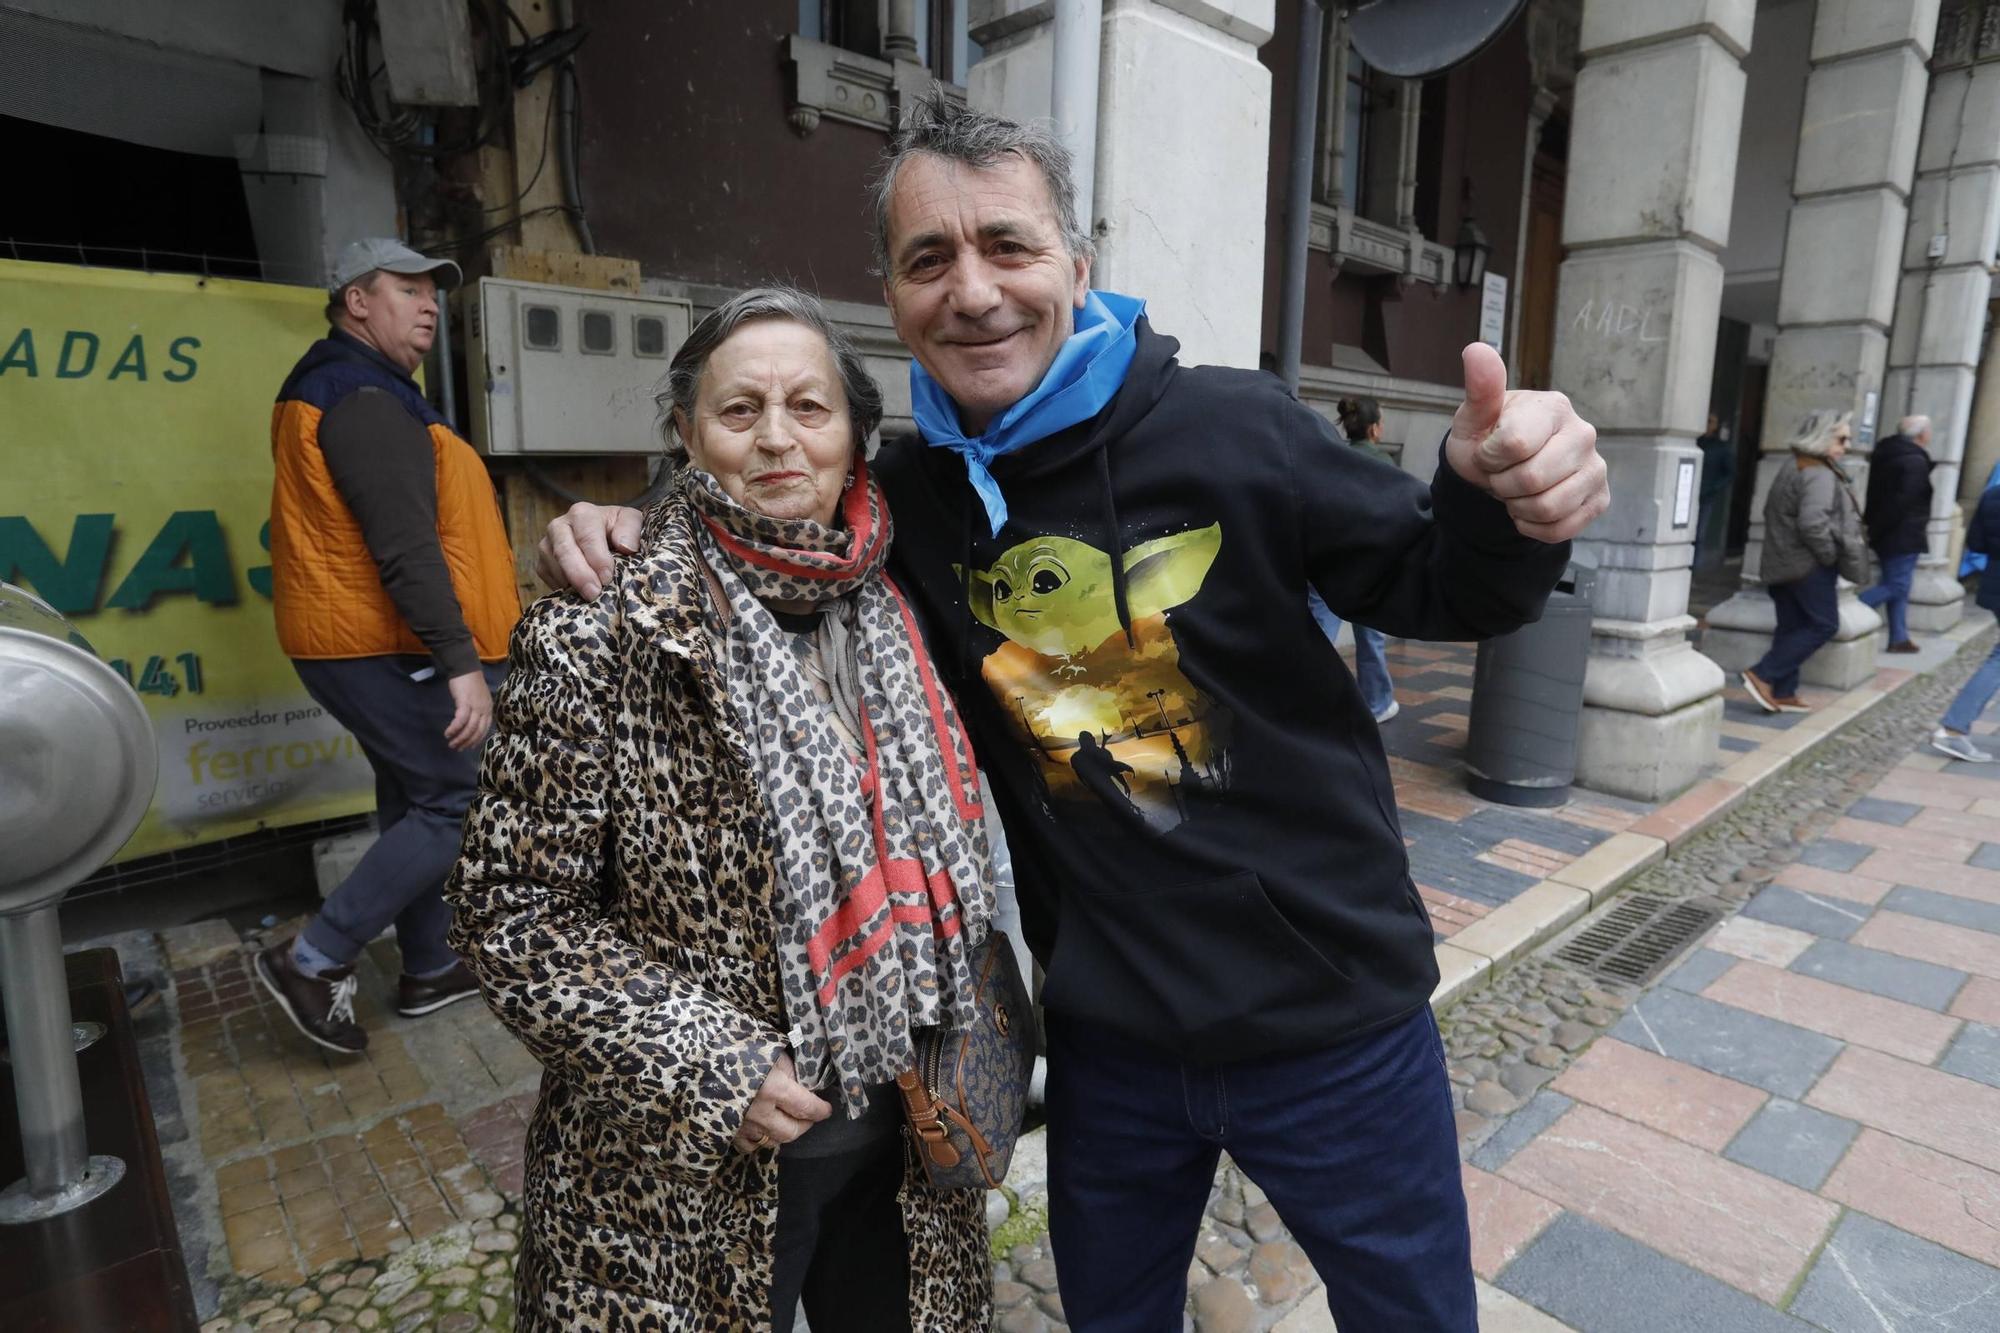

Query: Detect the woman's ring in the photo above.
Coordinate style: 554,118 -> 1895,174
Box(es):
742,1124 -> 765,1145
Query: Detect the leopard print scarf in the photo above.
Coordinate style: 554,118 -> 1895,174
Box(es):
687,462 -> 993,1112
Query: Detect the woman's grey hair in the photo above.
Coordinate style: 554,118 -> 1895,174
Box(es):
1788,409 -> 1853,458
656,285 -> 884,463
869,88 -> 1095,276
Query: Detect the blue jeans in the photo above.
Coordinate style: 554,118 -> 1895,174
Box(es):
1859,552 -> 1920,643
1751,565 -> 1840,698
1308,590 -> 1395,717
1943,615 -> 2000,733
1045,1008 -> 1475,1332
293,655 -> 506,976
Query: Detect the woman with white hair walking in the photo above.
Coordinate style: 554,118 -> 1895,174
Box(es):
1742,410 -> 1868,713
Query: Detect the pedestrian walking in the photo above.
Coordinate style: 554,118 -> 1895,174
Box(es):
1932,482 -> 2000,762
1743,411 -> 1867,714
1858,414 -> 1933,653
1696,411 -> 1734,569
1307,395 -> 1399,722
256,238 -> 520,1054
537,92 -> 1608,1330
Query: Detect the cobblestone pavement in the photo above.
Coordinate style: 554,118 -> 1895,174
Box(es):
1456,627 -> 2000,1331
113,625 -> 1992,1331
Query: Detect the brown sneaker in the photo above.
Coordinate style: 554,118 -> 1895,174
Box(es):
396,960 -> 482,1017
255,940 -> 367,1054
1741,670 -> 1782,714
1887,640 -> 1919,654
1773,695 -> 1814,713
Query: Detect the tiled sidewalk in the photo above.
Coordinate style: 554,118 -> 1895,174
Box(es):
1368,635 -> 1953,1004
156,929 -> 541,1311
1463,739 -> 2000,1331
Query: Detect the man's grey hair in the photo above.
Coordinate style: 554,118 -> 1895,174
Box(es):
1788,409 -> 1853,458
655,285 -> 884,463
869,88 -> 1095,276
1899,413 -> 1933,441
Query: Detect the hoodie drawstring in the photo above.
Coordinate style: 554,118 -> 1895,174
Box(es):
959,485 -> 980,684
1097,447 -> 1135,649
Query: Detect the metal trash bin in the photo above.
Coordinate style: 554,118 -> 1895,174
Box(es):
0,581 -> 157,1222
1464,561 -> 1596,808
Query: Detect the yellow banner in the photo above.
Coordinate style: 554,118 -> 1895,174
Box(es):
0,259 -> 375,861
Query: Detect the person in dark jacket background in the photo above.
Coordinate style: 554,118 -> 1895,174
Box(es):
1859,414 -> 1934,652
1932,484 -> 2000,761
1696,412 -> 1734,569
536,93 -> 1608,1332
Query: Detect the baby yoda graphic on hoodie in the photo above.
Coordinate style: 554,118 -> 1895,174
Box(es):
958,525 -> 1224,830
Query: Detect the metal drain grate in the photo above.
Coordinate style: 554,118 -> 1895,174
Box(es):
1555,895 -> 1722,985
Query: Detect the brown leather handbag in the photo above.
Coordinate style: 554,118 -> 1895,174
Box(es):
895,930 -> 1036,1190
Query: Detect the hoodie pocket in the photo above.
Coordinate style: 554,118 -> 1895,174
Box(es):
1040,870 -> 1350,1054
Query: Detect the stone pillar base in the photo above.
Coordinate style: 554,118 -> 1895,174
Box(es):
1908,565 -> 1967,632
1704,587 -> 1883,687
1573,626 -> 1725,801
1578,693 -> 1726,803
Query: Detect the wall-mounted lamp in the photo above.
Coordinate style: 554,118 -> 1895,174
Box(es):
1454,178 -> 1491,290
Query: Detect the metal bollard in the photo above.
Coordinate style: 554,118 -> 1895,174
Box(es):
1464,562 -> 1597,808
0,581 -> 157,1222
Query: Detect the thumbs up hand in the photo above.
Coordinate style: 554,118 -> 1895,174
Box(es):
1445,342 -> 1608,544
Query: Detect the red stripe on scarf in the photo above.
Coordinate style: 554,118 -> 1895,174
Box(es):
810,862 -> 963,1005
700,457 -> 885,581
882,573 -> 984,823
805,684 -> 973,1003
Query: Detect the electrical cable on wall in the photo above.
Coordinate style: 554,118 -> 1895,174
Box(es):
339,0 -> 591,250
336,0 -> 513,159
554,0 -> 597,253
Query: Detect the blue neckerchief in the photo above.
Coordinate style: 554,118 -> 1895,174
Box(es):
911,289 -> 1145,537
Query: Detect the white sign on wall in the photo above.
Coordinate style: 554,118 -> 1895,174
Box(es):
1480,272 -> 1508,351
1673,457 -> 1697,529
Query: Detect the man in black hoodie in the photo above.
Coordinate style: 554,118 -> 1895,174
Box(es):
542,94 -> 1605,1331
1859,415 -> 1934,652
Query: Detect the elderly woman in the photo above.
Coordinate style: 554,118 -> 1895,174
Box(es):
1742,410 -> 1866,714
447,287 -> 994,1331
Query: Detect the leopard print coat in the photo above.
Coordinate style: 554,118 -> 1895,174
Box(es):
447,493 -> 992,1332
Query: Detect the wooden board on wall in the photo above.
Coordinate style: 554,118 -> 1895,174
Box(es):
486,245 -> 640,293
497,455 -> 654,610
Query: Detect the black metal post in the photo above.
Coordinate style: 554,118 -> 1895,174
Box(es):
1277,0 -> 1326,391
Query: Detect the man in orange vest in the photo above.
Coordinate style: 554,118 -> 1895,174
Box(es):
257,238 -> 520,1055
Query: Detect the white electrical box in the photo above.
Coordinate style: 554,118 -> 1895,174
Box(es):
463,277 -> 693,455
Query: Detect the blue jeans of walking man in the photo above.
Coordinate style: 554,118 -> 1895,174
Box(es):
1942,627 -> 2000,735
1859,551 -> 1920,644
1308,589 -> 1395,718
294,655 -> 507,975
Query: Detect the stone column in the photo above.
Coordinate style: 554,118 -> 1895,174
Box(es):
1705,0 -> 1938,681
1547,0 -> 1750,801
1964,298 -> 2000,506
1889,13 -> 2000,629
969,0 -> 1274,368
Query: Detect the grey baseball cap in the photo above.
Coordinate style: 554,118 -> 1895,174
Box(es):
329,238 -> 461,294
